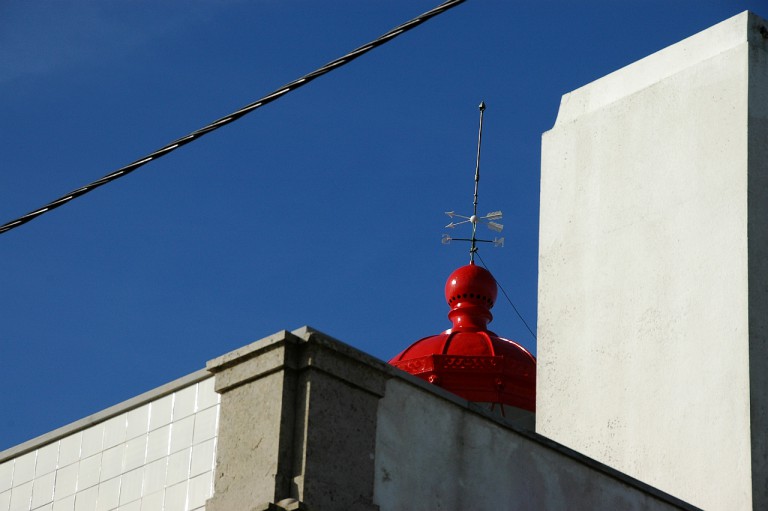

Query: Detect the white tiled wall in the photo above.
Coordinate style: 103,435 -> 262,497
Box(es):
0,378 -> 219,511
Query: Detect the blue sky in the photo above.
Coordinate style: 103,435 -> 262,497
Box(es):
0,0 -> 753,450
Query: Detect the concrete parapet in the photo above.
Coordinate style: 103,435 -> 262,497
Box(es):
206,328 -> 384,511
204,326 -> 697,510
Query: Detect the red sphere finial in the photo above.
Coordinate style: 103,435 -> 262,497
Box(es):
445,263 -> 497,332
445,262 -> 498,309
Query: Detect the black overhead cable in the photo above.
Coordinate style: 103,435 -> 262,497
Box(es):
0,0 -> 467,236
475,251 -> 537,342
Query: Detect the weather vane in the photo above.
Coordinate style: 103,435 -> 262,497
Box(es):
442,101 -> 504,263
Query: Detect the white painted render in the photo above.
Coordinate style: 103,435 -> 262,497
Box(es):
373,378 -> 688,511
538,10 -> 768,511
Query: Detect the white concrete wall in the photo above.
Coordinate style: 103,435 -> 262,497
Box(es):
0,377 -> 219,511
373,378 -> 691,511
538,11 -> 768,511
747,15 -> 768,506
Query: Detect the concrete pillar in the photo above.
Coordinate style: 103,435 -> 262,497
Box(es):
205,328 -> 386,511
537,11 -> 768,511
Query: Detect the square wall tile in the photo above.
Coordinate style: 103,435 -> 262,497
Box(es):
148,396 -> 172,432
58,434 -> 82,469
36,443 -> 59,477
163,481 -> 187,511
0,461 -> 13,493
99,445 -> 123,483
195,379 -> 218,411
31,472 -> 55,509
172,387 -> 196,422
0,490 -> 11,511
168,417 -> 193,455
186,471 -> 212,511
73,486 -> 97,511
126,407 -> 149,441
191,407 -> 218,446
119,468 -> 143,506
141,459 -> 166,497
102,415 -> 127,450
54,463 -> 78,499
190,439 -> 215,478
139,491 -> 162,511
122,436 -> 146,473
10,481 -> 32,511
80,426 -> 103,460
117,501 -> 140,511
145,426 -> 169,464
95,477 -> 119,511
77,455 -> 100,492
13,453 -> 35,487
165,449 -> 189,487
52,495 -> 74,511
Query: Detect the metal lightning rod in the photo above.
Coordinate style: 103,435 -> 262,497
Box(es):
442,102 -> 503,256
470,101 -> 486,263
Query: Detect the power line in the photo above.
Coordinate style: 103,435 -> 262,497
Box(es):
0,0 -> 467,236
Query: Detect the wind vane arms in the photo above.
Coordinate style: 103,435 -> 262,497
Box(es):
442,102 -> 505,261
445,210 -> 503,231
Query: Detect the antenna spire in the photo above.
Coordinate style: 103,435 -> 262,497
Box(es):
443,102 -> 504,262
470,101 -> 486,263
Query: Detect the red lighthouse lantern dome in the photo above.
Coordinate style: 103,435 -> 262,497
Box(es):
389,262 -> 536,412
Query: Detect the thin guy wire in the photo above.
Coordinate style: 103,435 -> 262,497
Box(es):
0,0 -> 467,236
475,251 -> 537,342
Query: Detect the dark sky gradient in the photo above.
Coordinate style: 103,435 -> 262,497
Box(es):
0,0 -> 753,450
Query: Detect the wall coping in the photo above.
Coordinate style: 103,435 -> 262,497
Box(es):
552,11 -> 764,126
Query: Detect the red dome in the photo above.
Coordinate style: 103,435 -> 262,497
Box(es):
390,263 -> 536,412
